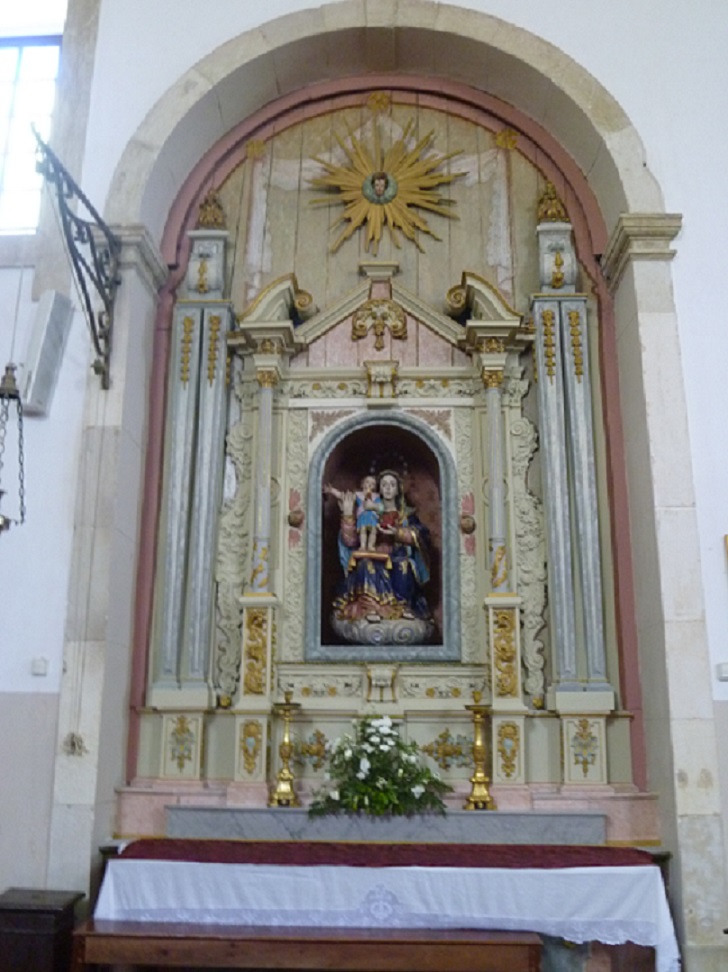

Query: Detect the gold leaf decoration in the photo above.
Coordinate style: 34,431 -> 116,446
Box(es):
310,120 -> 464,255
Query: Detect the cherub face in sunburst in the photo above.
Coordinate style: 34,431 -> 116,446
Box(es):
373,172 -> 388,197
309,119 -> 463,254
362,171 -> 397,206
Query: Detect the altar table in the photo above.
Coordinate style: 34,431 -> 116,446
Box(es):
72,922 -> 542,971
92,840 -> 680,972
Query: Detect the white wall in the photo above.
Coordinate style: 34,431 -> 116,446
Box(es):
0,0 -> 77,694
0,268 -> 87,694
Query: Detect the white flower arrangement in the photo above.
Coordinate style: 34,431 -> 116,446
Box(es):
309,715 -> 451,817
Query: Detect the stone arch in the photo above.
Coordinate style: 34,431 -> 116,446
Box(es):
104,1 -> 663,244
117,8 -> 662,790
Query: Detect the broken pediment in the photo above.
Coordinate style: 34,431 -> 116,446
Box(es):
446,271 -> 522,326
231,265 -> 527,373
288,262 -> 471,371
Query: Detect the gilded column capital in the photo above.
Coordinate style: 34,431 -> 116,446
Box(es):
257,338 -> 278,354
478,337 -> 506,354
601,212 -> 682,292
256,368 -> 279,389
482,369 -> 504,389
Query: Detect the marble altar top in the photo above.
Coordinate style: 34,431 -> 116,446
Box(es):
165,807 -> 607,845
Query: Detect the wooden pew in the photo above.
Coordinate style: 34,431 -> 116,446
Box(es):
71,920 -> 541,971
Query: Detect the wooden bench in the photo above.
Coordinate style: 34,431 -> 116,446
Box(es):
71,920 -> 541,971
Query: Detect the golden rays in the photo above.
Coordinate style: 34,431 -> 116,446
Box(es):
310,119 -> 463,255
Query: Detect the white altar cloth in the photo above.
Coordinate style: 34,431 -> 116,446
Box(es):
95,858 -> 680,972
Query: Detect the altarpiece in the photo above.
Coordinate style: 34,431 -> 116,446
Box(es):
134,95 -> 629,807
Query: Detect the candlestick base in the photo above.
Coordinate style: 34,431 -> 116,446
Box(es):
269,692 -> 301,808
464,695 -> 497,811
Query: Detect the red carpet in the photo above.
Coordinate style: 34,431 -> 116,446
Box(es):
120,839 -> 654,869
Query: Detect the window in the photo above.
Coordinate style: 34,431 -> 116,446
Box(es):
0,37 -> 60,233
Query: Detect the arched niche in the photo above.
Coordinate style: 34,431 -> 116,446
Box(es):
305,411 -> 460,663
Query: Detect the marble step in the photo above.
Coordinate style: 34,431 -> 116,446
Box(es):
166,806 -> 607,844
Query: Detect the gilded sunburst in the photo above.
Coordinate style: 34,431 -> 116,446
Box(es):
310,120 -> 463,255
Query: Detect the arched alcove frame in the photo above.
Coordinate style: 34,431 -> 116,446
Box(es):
110,7 -> 652,790
305,410 -> 461,663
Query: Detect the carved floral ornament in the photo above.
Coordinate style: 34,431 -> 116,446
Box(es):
240,720 -> 263,775
243,608 -> 268,695
196,187 -> 226,229
169,715 -> 196,772
493,607 -> 518,698
352,299 -> 407,350
571,718 -> 599,777
497,721 -> 520,779
537,182 -> 568,223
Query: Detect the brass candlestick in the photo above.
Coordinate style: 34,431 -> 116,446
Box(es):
464,692 -> 497,810
269,690 -> 301,808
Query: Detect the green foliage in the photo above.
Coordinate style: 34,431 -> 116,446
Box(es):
309,715 -> 452,817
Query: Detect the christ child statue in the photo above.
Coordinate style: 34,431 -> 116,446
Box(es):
324,474 -> 383,551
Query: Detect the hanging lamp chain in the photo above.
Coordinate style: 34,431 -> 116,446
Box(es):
0,363 -> 25,528
0,396 -> 8,481
16,397 -> 25,524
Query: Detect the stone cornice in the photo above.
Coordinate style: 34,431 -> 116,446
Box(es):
601,213 -> 682,292
114,223 -> 169,293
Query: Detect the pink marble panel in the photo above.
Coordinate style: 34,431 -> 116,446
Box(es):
324,317 -> 358,367
396,315 -> 419,367
177,791 -> 228,807
117,777 -> 660,847
127,288 -> 179,781
452,346 -> 470,367
226,782 -> 273,807
355,328 -> 391,365
306,334 -> 326,368
289,348 -> 310,370
117,789 -> 174,837
488,786 -> 534,811
417,321 -> 455,367
118,784 -> 230,837
531,788 -> 660,843
603,795 -> 661,844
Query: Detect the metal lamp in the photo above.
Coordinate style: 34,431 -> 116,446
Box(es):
0,363 -> 25,532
